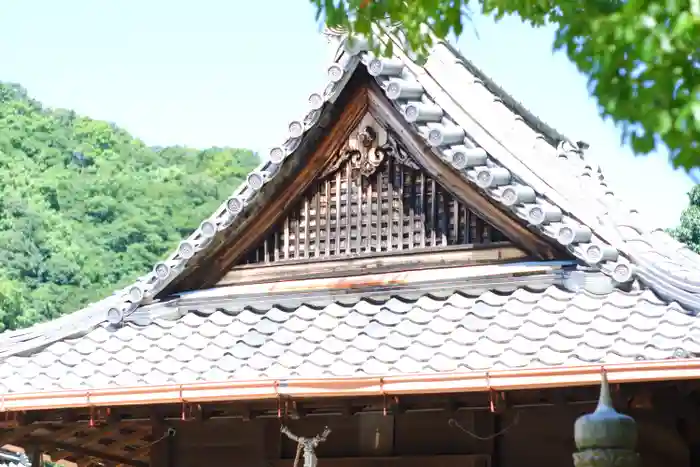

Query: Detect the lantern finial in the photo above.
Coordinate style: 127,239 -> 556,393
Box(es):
573,370 -> 639,467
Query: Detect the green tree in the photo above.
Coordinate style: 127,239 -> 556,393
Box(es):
312,0 -> 700,171
670,185 -> 700,252
0,82 -> 259,330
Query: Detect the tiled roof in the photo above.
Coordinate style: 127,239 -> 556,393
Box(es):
1,26 -> 699,386
0,280 -> 696,393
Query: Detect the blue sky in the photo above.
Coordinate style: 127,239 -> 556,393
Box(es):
1,0 -> 694,228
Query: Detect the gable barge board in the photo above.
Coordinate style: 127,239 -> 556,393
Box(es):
365,83 -> 563,262
160,71 -> 371,296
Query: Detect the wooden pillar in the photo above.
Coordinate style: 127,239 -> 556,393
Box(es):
30,447 -> 42,467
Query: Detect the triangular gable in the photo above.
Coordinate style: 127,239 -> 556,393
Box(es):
159,71 -> 564,294
239,119 -> 510,263
222,112 -> 526,285
2,25 -> 699,361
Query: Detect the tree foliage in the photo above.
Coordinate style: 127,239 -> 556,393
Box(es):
312,0 -> 700,171
670,185 -> 700,253
0,82 -> 259,331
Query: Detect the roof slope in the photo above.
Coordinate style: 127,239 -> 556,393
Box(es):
425,40 -> 700,309
1,263 -> 697,393
0,27 -> 699,391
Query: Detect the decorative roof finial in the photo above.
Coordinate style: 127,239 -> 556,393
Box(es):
573,369 -> 639,467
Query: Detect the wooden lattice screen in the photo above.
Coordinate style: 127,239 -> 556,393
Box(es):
239,147 -> 508,266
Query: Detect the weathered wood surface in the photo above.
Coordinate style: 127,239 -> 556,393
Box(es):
167,75 -> 371,294
235,117 -> 511,268
219,244 -> 527,286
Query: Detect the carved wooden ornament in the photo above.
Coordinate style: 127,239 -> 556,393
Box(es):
344,113 -> 392,177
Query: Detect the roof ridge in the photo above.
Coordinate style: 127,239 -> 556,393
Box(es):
440,41 -> 575,148
437,41 -> 643,230
437,40 -> 679,242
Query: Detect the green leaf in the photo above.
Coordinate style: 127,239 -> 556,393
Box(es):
631,131 -> 656,154
311,0 -> 700,172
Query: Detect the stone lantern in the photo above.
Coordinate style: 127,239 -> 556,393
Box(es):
573,372 -> 639,467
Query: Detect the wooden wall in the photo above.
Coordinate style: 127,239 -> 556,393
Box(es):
149,404 -> 690,467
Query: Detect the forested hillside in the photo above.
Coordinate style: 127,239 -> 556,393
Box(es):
0,82 -> 259,331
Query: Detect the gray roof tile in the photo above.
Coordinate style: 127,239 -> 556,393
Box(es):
155,356 -> 184,375
1,285 -> 699,392
363,358 -> 390,375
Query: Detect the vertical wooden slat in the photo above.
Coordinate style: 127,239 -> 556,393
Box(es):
452,199 -> 459,245
274,230 -> 280,262
356,170 -> 363,254
400,167 -> 405,250
324,179 -> 331,257
387,158 -> 394,252
345,163 -> 352,255
335,170 -> 341,256
263,233 -> 269,263
440,193 -> 445,248
476,217 -> 484,245
234,144 -> 513,267
367,174 -> 373,253
283,217 -> 290,260
407,170 -> 414,250
471,212 -> 478,244
293,209 -> 300,259
484,223 -> 492,244
465,206 -> 472,244
430,179 -> 437,247
301,198 -> 308,258
419,173 -> 426,249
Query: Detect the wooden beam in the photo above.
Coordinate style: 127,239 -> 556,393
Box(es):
99,428 -> 153,464
57,410 -> 79,424
25,437 -> 148,467
57,424 -> 142,460
366,83 -> 562,261
218,243 -> 527,286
